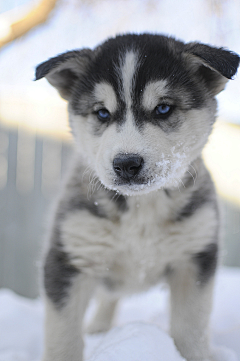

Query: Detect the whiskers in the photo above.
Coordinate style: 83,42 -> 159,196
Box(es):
110,190 -> 123,203
87,174 -> 101,199
178,177 -> 186,189
81,165 -> 91,180
83,166 -> 118,200
187,163 -> 198,186
175,163 -> 198,193
82,166 -> 102,200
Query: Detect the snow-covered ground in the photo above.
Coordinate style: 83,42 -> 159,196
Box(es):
0,267 -> 240,361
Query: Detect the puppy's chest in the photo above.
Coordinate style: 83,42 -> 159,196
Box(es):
61,194 -> 174,288
61,192 -> 204,291
116,230 -> 166,290
112,200 -> 173,289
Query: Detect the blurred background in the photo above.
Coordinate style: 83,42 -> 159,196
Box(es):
0,0 -> 239,298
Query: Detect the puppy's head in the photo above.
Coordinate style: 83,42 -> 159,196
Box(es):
36,34 -> 239,196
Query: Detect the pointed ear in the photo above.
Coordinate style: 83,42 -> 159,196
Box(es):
35,49 -> 93,100
184,42 -> 240,95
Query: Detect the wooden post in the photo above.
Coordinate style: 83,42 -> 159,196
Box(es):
0,0 -> 58,49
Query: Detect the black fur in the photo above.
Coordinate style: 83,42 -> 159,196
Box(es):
56,188 -> 128,220
35,34 -> 240,134
44,233 -> 79,308
108,192 -> 128,212
35,51 -> 78,80
71,34 -> 206,133
131,106 -> 183,133
176,188 -> 211,221
35,49 -> 93,80
193,243 -> 218,284
62,193 -> 128,217
61,195 -> 108,219
35,49 -> 93,99
185,43 -> 240,80
164,188 -> 171,197
43,188 -> 128,308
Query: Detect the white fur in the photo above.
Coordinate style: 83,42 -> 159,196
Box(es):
70,95 -> 216,196
61,191 -> 217,292
142,80 -> 168,110
42,44 -> 222,361
120,51 -> 138,108
93,82 -> 118,113
169,267 -> 215,361
42,276 -> 96,361
43,179 -> 217,361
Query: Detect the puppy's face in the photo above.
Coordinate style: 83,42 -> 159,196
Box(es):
36,34 -> 239,195
69,51 -> 216,195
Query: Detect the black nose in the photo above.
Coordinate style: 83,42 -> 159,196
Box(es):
113,154 -> 144,180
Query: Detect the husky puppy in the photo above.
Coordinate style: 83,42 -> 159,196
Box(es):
36,34 -> 239,361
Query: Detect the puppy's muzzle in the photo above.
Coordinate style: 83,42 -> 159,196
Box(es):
113,154 -> 144,180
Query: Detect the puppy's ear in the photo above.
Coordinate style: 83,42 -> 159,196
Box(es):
184,42 -> 240,95
35,49 -> 93,100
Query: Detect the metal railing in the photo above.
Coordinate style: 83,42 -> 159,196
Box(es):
0,124 -> 239,298
0,124 -> 73,298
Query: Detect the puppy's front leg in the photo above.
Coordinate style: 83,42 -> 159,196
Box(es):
87,289 -> 118,334
42,247 -> 95,361
168,250 -> 217,361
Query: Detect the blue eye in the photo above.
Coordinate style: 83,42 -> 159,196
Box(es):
156,104 -> 172,116
97,109 -> 110,121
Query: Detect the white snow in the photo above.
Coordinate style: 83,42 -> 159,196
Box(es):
0,267 -> 240,361
86,323 -> 185,361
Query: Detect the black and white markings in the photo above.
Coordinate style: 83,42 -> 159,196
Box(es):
141,80 -> 168,110
176,188 -> 211,221
193,243 -> 218,285
119,50 -> 139,109
86,49 -> 192,133
93,82 -> 118,115
35,34 -> 240,361
44,237 -> 79,308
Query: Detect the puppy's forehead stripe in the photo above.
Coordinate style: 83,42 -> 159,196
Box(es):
142,80 -> 168,110
120,51 -> 139,108
93,82 -> 118,112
